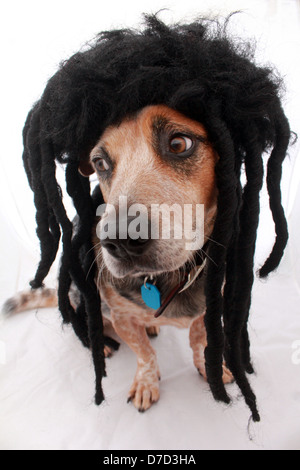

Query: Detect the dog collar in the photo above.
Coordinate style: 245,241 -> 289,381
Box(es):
141,257 -> 207,318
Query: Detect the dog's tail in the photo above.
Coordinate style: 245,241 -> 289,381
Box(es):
2,287 -> 121,356
2,288 -> 58,315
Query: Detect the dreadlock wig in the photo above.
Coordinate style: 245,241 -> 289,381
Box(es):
23,14 -> 292,422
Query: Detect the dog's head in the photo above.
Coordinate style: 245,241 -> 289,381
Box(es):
80,105 -> 218,278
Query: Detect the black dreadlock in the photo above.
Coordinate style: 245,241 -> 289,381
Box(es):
23,14 -> 292,421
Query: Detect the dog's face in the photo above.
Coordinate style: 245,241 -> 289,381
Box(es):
80,105 -> 218,278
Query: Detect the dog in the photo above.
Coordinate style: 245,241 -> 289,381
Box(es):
3,14 -> 291,422
4,104 -> 233,411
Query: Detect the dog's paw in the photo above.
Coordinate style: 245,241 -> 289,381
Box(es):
127,377 -> 160,412
220,364 -> 234,384
103,336 -> 120,358
193,345 -> 234,384
146,325 -> 160,337
104,345 -> 114,358
127,362 -> 160,411
197,361 -> 234,384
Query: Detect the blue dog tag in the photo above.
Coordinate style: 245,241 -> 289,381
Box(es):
141,282 -> 161,310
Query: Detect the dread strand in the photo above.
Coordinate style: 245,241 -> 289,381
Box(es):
26,108 -> 61,289
65,162 -> 106,402
223,125 -> 264,421
259,106 -> 291,278
204,110 -> 239,405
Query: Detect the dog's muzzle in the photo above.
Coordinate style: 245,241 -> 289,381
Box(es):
100,215 -> 152,259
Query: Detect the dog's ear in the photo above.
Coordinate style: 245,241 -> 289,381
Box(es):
78,160 -> 95,177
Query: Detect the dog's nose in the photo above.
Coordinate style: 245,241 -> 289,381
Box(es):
100,215 -> 152,259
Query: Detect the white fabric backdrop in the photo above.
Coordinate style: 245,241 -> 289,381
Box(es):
0,0 -> 300,450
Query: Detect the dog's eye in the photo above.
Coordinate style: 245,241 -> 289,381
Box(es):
93,157 -> 110,172
168,135 -> 194,155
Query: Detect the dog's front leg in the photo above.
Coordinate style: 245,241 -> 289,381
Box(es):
101,285 -> 160,411
111,310 -> 160,411
189,313 -> 233,384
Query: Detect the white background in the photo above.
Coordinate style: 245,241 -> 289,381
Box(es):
0,0 -> 300,450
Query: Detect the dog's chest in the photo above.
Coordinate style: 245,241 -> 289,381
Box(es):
99,272 -> 207,328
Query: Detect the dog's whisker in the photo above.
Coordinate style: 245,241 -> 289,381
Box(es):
85,254 -> 99,281
85,242 -> 105,281
200,246 -> 218,267
205,235 -> 225,249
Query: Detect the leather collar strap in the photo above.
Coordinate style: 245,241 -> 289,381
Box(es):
154,257 -> 207,318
